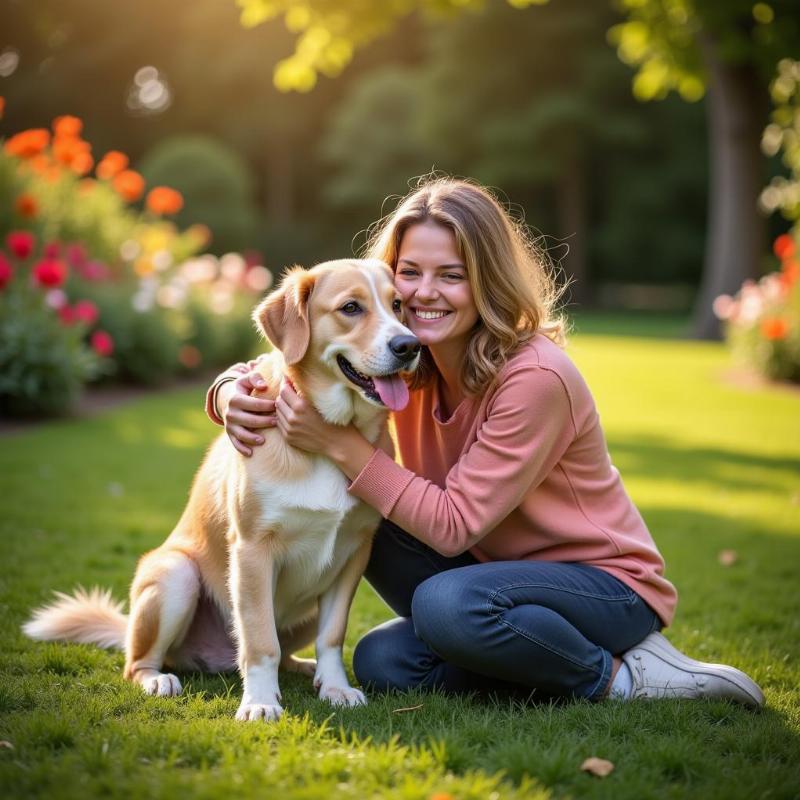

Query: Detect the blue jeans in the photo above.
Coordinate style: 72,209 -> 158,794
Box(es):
353,520 -> 661,700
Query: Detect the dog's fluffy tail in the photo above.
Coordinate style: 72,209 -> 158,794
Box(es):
23,587 -> 127,650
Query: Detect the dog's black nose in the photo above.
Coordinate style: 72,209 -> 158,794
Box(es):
389,335 -> 421,362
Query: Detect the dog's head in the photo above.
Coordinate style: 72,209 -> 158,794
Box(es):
254,258 -> 420,412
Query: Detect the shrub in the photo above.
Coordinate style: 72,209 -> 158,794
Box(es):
715,234 -> 800,383
138,136 -> 260,255
0,236 -> 104,416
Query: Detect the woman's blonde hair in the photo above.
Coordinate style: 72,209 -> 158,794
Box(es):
364,176 -> 566,395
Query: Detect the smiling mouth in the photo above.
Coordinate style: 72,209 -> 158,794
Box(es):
412,308 -> 451,320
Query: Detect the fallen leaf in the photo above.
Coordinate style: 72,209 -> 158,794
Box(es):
0,741 -> 13,750
718,549 -> 738,566
580,757 -> 614,777
392,703 -> 424,714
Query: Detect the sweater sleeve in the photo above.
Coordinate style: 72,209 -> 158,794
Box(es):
204,355 -> 269,425
348,365 -> 577,556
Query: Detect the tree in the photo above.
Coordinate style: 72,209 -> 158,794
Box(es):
609,0 -> 800,337
239,0 -> 800,337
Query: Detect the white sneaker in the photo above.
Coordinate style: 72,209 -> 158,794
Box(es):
621,632 -> 764,709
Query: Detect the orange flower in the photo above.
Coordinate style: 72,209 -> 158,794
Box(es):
4,129 -> 50,158
14,193 -> 38,218
0,96 -> 5,119
52,115 -> 83,138
146,186 -> 184,215
52,135 -> 91,167
96,150 -> 129,180
71,151 -> 94,176
773,234 -> 795,262
112,169 -> 145,202
761,317 -> 789,341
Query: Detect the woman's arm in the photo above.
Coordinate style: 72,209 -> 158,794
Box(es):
276,366 -> 577,557
205,357 -> 277,457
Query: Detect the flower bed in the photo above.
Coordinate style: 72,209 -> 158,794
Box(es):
714,233 -> 800,384
0,107 -> 270,417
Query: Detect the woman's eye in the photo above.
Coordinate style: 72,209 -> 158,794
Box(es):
340,301 -> 362,315
443,273 -> 464,281
397,269 -> 417,277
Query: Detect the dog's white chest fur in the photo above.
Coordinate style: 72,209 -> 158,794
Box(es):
248,456 -> 378,629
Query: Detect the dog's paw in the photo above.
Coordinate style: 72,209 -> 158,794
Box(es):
281,655 -> 317,678
144,673 -> 182,697
318,685 -> 367,707
235,702 -> 283,722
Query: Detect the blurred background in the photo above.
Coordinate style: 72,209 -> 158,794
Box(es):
1,0 -> 798,416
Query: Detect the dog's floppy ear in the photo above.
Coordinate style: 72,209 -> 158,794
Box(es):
253,267 -> 315,366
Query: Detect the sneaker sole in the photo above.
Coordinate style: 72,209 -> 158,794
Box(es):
636,632 -> 764,709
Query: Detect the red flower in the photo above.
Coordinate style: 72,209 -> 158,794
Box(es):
0,253 -> 12,289
58,305 -> 77,325
32,258 -> 67,288
6,231 -> 35,260
73,299 -> 99,325
773,234 -> 796,262
761,317 -> 789,341
43,241 -> 61,259
91,329 -> 114,357
14,193 -> 39,218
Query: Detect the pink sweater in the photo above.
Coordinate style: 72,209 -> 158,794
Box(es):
347,335 -> 677,626
208,335 -> 677,626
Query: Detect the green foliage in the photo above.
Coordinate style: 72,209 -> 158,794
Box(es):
761,58 -> 800,227
0,284 -> 99,417
609,0 -> 800,102
320,0 -> 708,286
236,0 -> 549,91
138,135 -> 260,255
1,329 -> 799,797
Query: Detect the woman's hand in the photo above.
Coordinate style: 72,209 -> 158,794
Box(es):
274,381 -> 339,456
274,382 -> 378,479
223,370 -> 277,457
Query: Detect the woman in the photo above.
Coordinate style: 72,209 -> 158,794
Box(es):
207,177 -> 763,706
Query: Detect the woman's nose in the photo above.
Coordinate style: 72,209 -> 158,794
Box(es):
416,276 -> 439,300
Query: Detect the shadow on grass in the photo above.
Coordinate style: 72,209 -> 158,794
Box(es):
607,433 -> 800,494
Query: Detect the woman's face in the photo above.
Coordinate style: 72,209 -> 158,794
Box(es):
394,221 -> 480,350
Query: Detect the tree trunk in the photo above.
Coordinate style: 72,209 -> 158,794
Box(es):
693,37 -> 767,339
555,154 -> 590,307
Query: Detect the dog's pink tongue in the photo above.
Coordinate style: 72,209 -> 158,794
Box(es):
373,374 -> 409,411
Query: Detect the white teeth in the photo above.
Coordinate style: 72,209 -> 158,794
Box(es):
415,310 -> 448,320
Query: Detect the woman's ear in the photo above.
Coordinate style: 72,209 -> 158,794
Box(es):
253,267 -> 315,365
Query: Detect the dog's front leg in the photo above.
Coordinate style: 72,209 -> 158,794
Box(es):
314,538 -> 372,707
230,534 -> 283,721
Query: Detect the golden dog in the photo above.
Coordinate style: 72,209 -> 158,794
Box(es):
24,258 -> 420,721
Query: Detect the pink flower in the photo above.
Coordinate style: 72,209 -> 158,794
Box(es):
32,258 -> 67,288
79,260 -> 109,281
66,243 -> 88,267
0,253 -> 12,289
43,241 -> 61,259
73,299 -> 99,325
712,294 -> 735,321
90,329 -> 114,357
45,288 -> 68,309
6,231 -> 35,260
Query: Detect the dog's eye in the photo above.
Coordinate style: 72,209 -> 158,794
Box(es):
340,301 -> 362,316
392,298 -> 402,314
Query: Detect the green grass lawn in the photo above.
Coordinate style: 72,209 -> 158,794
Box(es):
1,322 -> 799,800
